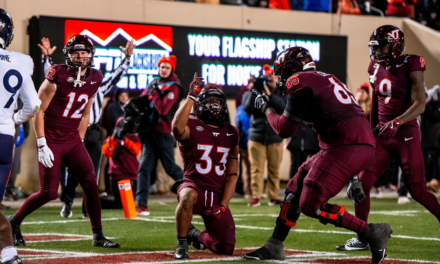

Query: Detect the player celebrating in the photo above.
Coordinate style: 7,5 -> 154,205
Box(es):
243,47 -> 392,264
0,9 -> 41,264
171,74 -> 239,259
8,35 -> 120,248
337,25 -> 440,251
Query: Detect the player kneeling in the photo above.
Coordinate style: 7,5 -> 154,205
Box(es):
171,74 -> 239,259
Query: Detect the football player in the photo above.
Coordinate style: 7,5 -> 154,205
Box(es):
243,47 -> 392,264
337,25 -> 440,251
171,74 -> 239,259
8,35 -> 120,248
0,9 -> 41,264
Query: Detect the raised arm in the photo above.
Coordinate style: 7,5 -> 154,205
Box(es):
172,73 -> 204,143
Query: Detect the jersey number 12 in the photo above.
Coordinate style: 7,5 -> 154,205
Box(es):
62,92 -> 89,119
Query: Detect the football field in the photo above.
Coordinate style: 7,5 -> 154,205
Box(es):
3,197 -> 440,263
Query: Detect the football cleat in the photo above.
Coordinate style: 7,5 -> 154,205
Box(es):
2,256 -> 23,264
336,237 -> 369,251
82,212 -> 89,219
174,240 -> 189,259
192,241 -> 206,250
93,237 -> 121,248
244,237 -> 285,260
60,202 -> 73,218
363,223 -> 392,264
7,216 -> 25,247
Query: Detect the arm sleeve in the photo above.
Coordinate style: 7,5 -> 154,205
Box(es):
242,90 -> 255,116
99,58 -> 130,96
14,77 -> 41,125
283,87 -> 313,123
151,85 -> 179,115
123,136 -> 141,155
409,55 -> 426,72
370,89 -> 379,128
269,91 -> 287,114
266,110 -> 300,138
42,56 -> 53,75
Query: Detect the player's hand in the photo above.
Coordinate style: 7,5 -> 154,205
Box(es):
378,119 -> 400,141
188,72 -> 204,100
347,176 -> 365,205
120,40 -> 136,58
202,203 -> 226,221
252,89 -> 272,114
37,137 -> 54,168
372,125 -> 381,138
37,37 -> 57,57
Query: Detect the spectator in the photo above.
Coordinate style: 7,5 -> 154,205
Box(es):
387,0 -> 416,17
286,123 -> 320,179
242,65 -> 286,206
421,86 -> 440,193
109,89 -> 129,133
357,82 -> 372,117
101,117 -> 141,209
136,55 -> 184,215
236,102 -> 252,198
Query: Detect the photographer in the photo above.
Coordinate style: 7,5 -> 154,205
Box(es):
135,55 -> 184,215
242,65 -> 286,206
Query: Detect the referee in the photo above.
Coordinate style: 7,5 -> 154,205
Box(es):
39,37 -> 135,218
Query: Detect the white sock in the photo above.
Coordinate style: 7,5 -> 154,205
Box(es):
1,246 -> 17,263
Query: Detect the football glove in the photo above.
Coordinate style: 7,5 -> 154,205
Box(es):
347,176 -> 365,205
378,119 -> 400,141
37,137 -> 54,168
112,127 -> 127,140
202,204 -> 226,221
149,79 -> 160,94
252,89 -> 272,114
188,72 -> 204,100
372,126 -> 381,138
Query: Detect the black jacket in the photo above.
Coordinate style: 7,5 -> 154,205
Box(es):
421,100 -> 440,150
287,123 -> 320,151
242,86 -> 287,145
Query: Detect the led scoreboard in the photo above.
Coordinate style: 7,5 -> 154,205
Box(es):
29,16 -> 347,97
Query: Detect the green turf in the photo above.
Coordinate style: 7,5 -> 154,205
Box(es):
4,197 -> 440,263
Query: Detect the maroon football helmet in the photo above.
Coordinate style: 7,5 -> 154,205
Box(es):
63,35 -> 95,68
194,85 -> 228,125
369,25 -> 405,66
274,47 -> 316,96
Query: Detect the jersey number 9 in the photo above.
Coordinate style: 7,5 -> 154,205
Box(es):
3,69 -> 23,109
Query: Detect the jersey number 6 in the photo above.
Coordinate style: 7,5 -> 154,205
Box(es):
3,69 -> 23,109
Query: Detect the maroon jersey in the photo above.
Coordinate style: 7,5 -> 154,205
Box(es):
44,64 -> 102,143
368,54 -> 426,128
179,116 -> 239,193
285,71 -> 374,149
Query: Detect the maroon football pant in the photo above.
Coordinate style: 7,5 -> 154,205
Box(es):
177,182 -> 235,255
287,144 -> 375,234
356,127 -> 440,223
15,136 -> 102,229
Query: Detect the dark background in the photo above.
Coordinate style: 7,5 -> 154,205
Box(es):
29,16 -> 347,98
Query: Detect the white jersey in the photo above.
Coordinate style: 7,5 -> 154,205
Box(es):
0,49 -> 41,136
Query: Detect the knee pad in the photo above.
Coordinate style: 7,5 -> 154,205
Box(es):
278,192 -> 301,227
316,203 -> 345,227
215,242 -> 234,255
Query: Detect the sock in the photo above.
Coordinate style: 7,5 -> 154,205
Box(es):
177,236 -> 188,243
1,246 -> 17,263
92,228 -> 104,240
271,218 -> 292,242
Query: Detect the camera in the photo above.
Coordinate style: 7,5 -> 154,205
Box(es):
251,75 -> 273,92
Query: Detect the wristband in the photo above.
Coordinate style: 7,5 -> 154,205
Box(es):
37,137 -> 47,147
187,94 -> 196,101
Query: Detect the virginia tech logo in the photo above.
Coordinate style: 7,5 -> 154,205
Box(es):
387,29 -> 400,40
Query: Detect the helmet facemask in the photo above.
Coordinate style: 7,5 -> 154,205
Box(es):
194,87 -> 228,126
